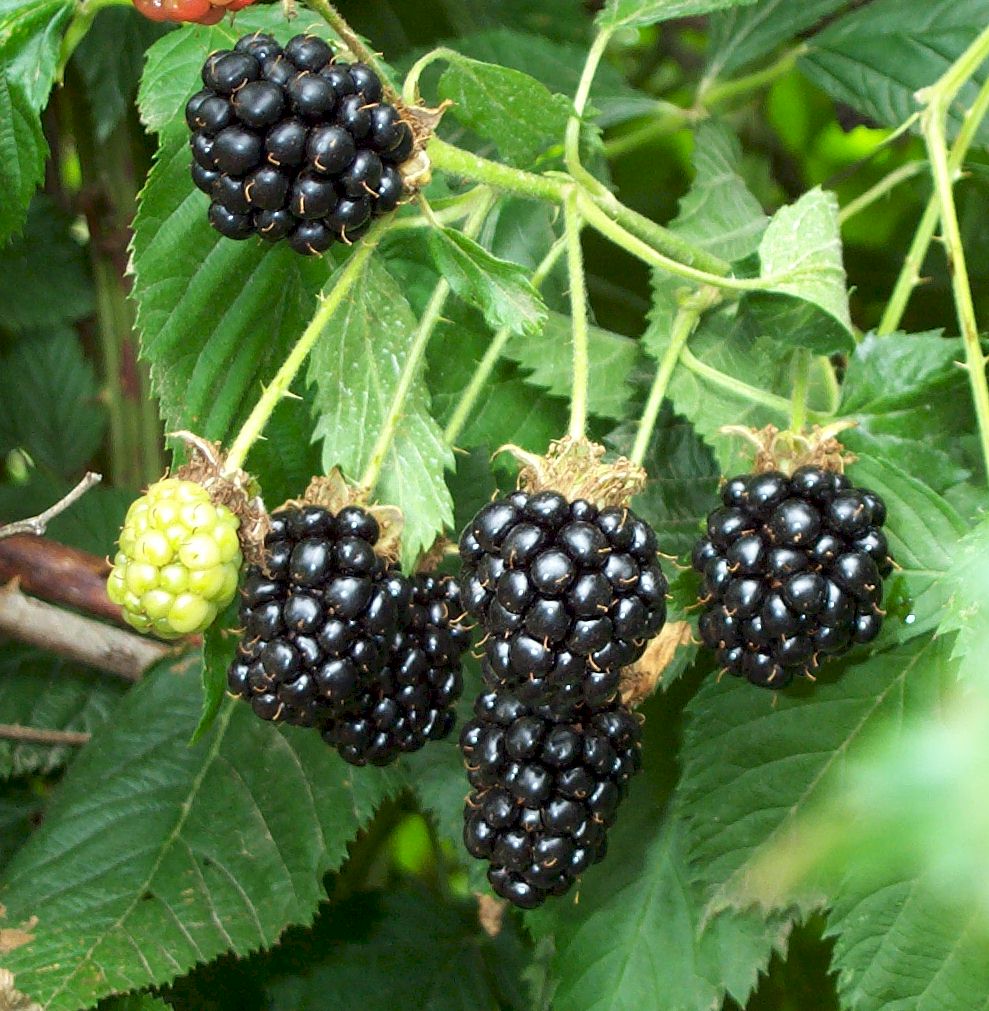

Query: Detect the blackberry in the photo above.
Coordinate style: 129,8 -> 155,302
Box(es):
107,478 -> 242,639
227,505 -> 412,727
693,467 -> 892,689
133,0 -> 256,25
320,574 -> 471,766
187,34 -> 414,254
459,492 -> 668,706
461,688 -> 641,908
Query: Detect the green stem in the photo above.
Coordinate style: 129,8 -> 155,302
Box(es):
698,45 -> 806,109
402,46 -> 458,105
443,237 -> 568,446
789,348 -> 811,433
602,106 -> 692,161
359,197 -> 494,492
564,28 -> 614,195
630,287 -> 718,466
838,161 -> 927,225
303,0 -> 395,90
679,347 -> 799,417
224,221 -> 391,473
57,0 -> 132,80
879,50 -> 989,334
921,98 -> 989,480
564,192 -> 591,440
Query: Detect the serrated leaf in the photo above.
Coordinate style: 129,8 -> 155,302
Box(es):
0,645 -> 126,779
427,226 -> 547,338
937,517 -> 989,682
597,0 -> 758,31
800,0 -> 989,147
679,635 -> 954,917
102,995 -> 174,1011
138,9 -> 296,135
503,311 -> 642,422
0,658 -> 401,1011
706,0 -> 845,80
670,121 -> 768,262
0,196 -> 94,332
743,188 -> 854,354
308,256 -> 454,569
193,599 -> 239,744
266,888 -> 533,1011
0,328 -> 106,477
530,793 -> 789,1011
0,63 -> 47,244
131,129 -> 328,445
437,54 -> 571,169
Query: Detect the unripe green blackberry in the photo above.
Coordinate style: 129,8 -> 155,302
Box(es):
107,478 -> 242,639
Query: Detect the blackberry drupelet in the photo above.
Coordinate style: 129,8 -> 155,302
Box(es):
133,0 -> 255,26
320,574 -> 471,766
187,32 -> 415,254
227,504 -> 412,727
692,467 -> 893,689
459,491 -> 668,706
461,688 -> 642,909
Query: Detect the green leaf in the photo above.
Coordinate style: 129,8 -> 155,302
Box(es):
799,0 -> 989,147
0,62 -> 47,243
131,129 -> 328,445
308,256 -> 454,569
193,600 -> 239,744
242,392 -> 324,506
531,793 -> 789,1011
437,54 -> 571,169
0,195 -> 94,332
0,779 -> 44,867
102,995 -> 175,1011
0,658 -> 401,1011
138,9 -> 295,135
679,635 -> 955,917
502,311 -> 643,422
0,328 -> 106,477
937,517 -> 989,682
670,121 -> 768,263
706,0 -> 845,80
597,0 -> 758,31
845,455 -> 968,645
427,226 -> 548,338
0,645 -> 126,780
743,187 -> 854,355
266,888 -> 533,1011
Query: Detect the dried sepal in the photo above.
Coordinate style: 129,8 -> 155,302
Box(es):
719,422 -> 857,476
496,437 -> 647,511
619,621 -> 694,707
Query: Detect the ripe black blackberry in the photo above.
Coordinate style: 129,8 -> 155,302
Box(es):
320,574 -> 472,766
227,504 -> 412,726
692,466 -> 892,689
461,688 -> 642,909
459,491 -> 668,707
186,32 -> 414,255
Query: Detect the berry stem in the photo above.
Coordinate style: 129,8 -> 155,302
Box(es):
302,0 -> 395,92
565,28 -> 615,197
223,219 -> 394,475
359,196 -> 495,494
443,236 -> 568,446
789,348 -> 812,434
838,161 -> 927,225
565,191 -> 591,440
630,287 -> 719,466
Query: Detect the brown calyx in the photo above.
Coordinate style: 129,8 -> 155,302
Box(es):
719,422 -> 858,477
170,431 -> 269,567
283,470 -> 405,565
619,621 -> 694,707
497,437 -> 647,511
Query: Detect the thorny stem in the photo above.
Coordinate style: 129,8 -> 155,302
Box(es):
0,474 -> 102,540
443,237 -> 568,446
680,347 -> 808,419
565,28 -> 615,195
303,0 -> 394,90
630,287 -> 719,466
224,219 -> 394,474
789,348 -> 811,433
921,98 -> 989,480
359,197 -> 495,493
565,191 -> 591,440
879,51 -> 989,334
838,161 -> 927,225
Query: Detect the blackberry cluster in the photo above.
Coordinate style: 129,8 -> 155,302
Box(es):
186,32 -> 411,255
461,690 -> 642,909
459,491 -> 668,707
227,505 -> 412,727
319,574 -> 471,766
692,467 -> 892,689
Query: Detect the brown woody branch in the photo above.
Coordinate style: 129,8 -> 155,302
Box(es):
0,724 -> 91,747
0,583 -> 170,681
0,473 -> 102,540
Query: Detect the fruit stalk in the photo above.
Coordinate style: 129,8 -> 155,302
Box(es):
565,191 -> 591,440
789,348 -> 812,434
302,0 -> 394,91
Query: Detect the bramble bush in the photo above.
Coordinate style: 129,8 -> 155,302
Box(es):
1,0 -> 989,1009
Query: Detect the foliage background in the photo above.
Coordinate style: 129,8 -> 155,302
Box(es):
1,0 -> 988,1009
